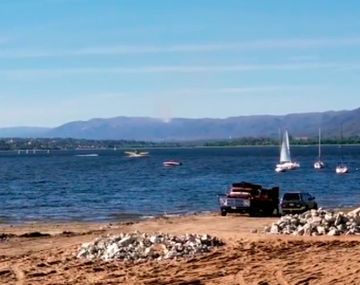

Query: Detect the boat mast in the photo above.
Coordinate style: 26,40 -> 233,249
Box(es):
340,125 -> 344,164
318,128 -> 321,160
278,128 -> 282,162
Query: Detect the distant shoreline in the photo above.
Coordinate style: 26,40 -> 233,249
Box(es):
0,144 -> 360,153
1,136 -> 360,152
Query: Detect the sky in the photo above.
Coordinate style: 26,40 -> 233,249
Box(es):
0,0 -> 360,127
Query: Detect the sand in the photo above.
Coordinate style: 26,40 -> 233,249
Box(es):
1,213 -> 360,284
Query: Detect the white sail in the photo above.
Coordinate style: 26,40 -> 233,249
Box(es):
279,130 -> 291,163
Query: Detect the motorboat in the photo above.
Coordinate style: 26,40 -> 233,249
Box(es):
336,164 -> 348,174
275,130 -> 300,172
75,153 -> 99,157
124,150 -> 149,158
163,160 -> 182,167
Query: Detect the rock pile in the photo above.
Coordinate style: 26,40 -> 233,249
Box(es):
264,208 -> 360,236
77,232 -> 224,262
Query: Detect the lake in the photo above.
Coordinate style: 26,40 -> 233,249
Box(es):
0,146 -> 359,223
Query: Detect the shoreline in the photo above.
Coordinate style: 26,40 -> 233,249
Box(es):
0,207 -> 357,236
0,210 -> 214,226
1,206 -> 357,226
0,144 -> 359,153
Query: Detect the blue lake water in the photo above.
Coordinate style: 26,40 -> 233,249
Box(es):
0,146 -> 359,223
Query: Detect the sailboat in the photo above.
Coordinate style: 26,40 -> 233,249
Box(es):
275,130 -> 300,173
314,128 -> 325,169
335,126 -> 348,174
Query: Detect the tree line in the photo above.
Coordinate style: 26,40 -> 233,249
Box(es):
0,136 -> 359,151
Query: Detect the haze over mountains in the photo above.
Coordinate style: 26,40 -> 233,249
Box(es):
1,108 -> 359,141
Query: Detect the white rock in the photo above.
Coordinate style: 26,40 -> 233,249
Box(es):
328,229 -> 340,236
270,224 -> 280,234
347,207 -> 360,217
118,236 -> 133,247
149,235 -> 159,244
316,226 -> 326,235
105,243 -> 119,259
311,209 -> 319,217
143,247 -> 152,257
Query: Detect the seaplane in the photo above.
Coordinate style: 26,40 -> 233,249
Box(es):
124,150 -> 149,158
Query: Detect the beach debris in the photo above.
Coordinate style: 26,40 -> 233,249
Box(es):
0,233 -> 16,240
19,232 -> 51,238
264,207 -> 360,236
77,232 -> 224,262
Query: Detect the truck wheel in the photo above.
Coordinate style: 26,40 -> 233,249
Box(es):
221,210 -> 227,216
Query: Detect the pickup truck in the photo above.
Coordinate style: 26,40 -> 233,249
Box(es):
218,181 -> 279,216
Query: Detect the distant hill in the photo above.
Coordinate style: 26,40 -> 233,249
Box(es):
1,108 -> 359,140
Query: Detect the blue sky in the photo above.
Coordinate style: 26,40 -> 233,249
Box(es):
0,0 -> 360,127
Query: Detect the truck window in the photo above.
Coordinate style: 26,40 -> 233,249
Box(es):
283,193 -> 300,200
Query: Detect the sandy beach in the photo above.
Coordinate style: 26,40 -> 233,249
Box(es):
1,213 -> 360,285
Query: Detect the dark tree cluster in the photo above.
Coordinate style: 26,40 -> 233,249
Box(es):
0,136 -> 359,151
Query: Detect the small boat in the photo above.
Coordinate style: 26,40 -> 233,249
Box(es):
314,128 -> 325,169
163,160 -> 182,167
75,153 -> 99,157
336,164 -> 348,174
314,161 -> 325,169
275,130 -> 300,173
124,150 -> 149,158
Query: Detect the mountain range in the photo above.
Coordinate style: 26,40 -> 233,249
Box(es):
1,108 -> 359,141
